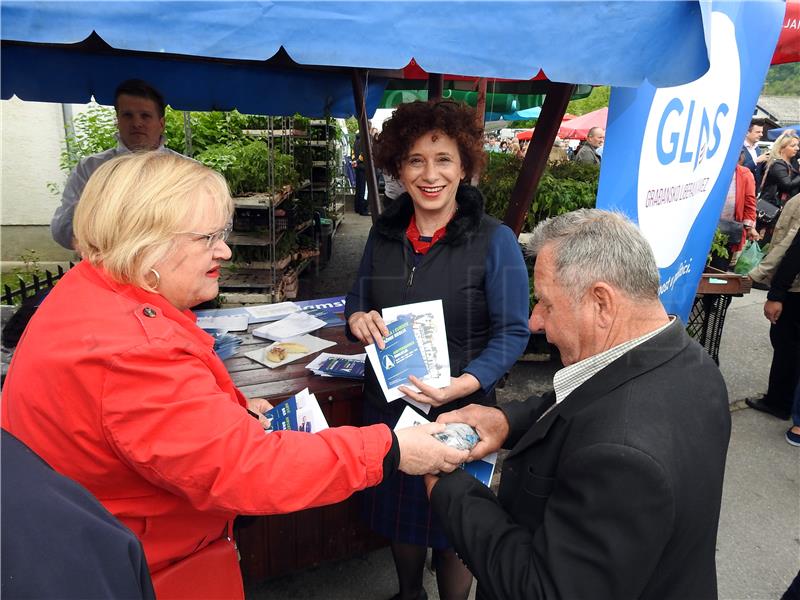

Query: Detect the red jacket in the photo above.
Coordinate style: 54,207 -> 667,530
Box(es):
732,164 -> 757,251
2,261 -> 391,577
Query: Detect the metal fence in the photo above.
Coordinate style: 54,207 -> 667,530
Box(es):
2,263 -> 73,306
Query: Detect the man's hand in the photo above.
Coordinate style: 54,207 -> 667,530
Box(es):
247,397 -> 273,430
764,300 -> 783,324
746,226 -> 762,241
399,374 -> 481,408
395,423 -> 469,475
347,310 -> 389,349
437,404 -> 510,461
756,153 -> 769,164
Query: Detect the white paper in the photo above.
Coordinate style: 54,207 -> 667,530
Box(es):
245,301 -> 300,323
196,314 -> 250,332
293,388 -> 329,432
252,311 -> 327,341
244,334 -> 336,368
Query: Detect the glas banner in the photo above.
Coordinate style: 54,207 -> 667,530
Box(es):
596,1 -> 784,321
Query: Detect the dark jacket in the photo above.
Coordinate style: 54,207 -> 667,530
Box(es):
345,185 -> 529,421
431,319 -> 731,600
1,429 -> 156,599
761,159 -> 800,205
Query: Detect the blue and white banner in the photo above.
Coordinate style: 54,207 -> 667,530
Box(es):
597,1 -> 784,321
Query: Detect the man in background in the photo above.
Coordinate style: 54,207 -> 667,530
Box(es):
741,119 -> 769,193
51,79 -> 182,249
573,126 -> 604,164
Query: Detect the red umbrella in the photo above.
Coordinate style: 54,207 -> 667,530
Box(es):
558,107 -> 608,140
771,0 -> 799,65
516,129 -> 534,140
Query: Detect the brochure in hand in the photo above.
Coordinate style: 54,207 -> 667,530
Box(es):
365,300 -> 450,407
365,318 -> 429,401
263,388 -> 329,433
394,405 -> 496,487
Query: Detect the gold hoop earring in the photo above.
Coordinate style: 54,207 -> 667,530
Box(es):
149,268 -> 161,289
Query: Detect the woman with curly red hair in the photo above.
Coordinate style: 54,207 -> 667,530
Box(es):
345,100 -> 530,600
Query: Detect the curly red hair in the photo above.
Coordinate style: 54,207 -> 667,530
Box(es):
373,100 -> 487,180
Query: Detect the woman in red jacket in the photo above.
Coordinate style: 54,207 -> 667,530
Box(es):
1,152 -> 467,599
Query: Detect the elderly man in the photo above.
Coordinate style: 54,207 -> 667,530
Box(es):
573,126 -> 604,164
51,79 -> 182,249
425,209 -> 731,600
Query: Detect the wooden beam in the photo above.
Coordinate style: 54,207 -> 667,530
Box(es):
503,82 -> 575,236
429,73 -> 444,100
351,69 -> 382,220
472,78 -> 487,186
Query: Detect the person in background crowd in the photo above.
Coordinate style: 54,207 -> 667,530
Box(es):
573,126 -> 605,164
499,140 -> 509,153
425,209 -> 730,600
548,138 -> 569,164
761,227 -> 800,446
345,99 -> 530,600
742,119 -> 769,193
759,132 -> 800,209
3,152 -> 468,599
51,79 -> 182,249
748,192 -> 800,422
719,150 -> 760,260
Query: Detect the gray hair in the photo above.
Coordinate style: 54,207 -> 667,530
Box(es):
527,209 -> 660,301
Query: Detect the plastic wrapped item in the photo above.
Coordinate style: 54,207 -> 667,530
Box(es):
433,423 -> 480,451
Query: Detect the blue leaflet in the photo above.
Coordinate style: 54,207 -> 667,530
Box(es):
377,319 -> 427,389
263,396 -> 298,431
302,308 -> 346,329
317,357 -> 365,379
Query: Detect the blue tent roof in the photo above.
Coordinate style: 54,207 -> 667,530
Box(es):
767,125 -> 800,141
1,1 -> 712,117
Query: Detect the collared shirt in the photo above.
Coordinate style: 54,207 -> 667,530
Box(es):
51,135 -> 181,249
744,140 -> 759,165
552,317 -> 674,404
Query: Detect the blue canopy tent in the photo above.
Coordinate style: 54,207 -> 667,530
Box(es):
1,0 -> 713,227
767,125 -> 800,141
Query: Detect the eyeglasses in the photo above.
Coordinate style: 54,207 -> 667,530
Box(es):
177,222 -> 233,249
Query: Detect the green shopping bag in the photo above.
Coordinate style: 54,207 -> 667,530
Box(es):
733,240 -> 764,275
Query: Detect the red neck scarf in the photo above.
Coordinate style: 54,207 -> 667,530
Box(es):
406,214 -> 449,255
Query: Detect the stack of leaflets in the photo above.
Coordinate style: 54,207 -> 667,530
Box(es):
306,352 -> 366,379
365,300 -> 450,412
203,329 -> 243,360
262,388 -> 329,433
252,311 -> 328,341
195,307 -> 250,332
394,405 -> 496,487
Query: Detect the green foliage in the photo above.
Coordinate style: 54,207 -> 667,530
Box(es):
59,104 -> 117,172
707,228 -> 730,265
479,153 -> 598,232
763,63 -> 800,96
196,141 -> 299,196
345,117 -> 359,145
566,86 -> 610,116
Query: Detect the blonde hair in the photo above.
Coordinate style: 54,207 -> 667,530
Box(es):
765,131 -> 799,174
73,152 -> 232,289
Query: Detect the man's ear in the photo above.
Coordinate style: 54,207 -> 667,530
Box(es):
590,282 -> 617,328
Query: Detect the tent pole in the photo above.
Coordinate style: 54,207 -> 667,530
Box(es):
472,78 -> 487,186
351,69 -> 382,221
503,82 -> 575,236
429,73 -> 444,100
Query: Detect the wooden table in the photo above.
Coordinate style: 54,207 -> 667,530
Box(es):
225,325 -> 386,582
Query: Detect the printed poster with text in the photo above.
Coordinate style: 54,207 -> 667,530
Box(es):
596,1 -> 784,321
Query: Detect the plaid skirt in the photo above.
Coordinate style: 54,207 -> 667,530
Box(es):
359,401 -> 453,550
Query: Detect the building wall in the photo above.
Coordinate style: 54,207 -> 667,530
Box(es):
1,98 -> 74,262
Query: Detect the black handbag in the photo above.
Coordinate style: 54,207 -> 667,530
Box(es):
756,197 -> 781,226
756,162 -> 783,227
717,219 -> 743,242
